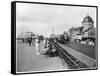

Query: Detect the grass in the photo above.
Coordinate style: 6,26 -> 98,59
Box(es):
65,42 -> 96,59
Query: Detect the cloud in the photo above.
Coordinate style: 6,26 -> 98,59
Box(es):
16,3 -> 96,37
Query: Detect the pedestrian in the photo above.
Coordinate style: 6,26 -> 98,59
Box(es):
32,38 -> 35,46
28,37 -> 32,46
35,39 -> 40,55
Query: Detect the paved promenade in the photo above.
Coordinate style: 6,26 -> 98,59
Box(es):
16,41 -> 68,72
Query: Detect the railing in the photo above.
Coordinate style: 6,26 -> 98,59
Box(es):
50,39 -> 89,69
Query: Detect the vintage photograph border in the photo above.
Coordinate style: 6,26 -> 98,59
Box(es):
11,1 -> 98,75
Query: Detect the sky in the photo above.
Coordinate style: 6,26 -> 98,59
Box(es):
16,3 -> 96,37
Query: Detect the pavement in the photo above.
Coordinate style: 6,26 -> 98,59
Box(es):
16,41 -> 68,72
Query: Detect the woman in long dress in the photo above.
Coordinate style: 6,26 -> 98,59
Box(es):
35,39 -> 40,55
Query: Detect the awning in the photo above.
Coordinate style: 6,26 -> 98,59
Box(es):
82,37 -> 96,41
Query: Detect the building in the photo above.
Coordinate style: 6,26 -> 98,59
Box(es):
82,15 -> 94,32
69,27 -> 83,36
62,31 -> 68,40
17,32 -> 36,40
82,15 -> 95,40
50,34 -> 56,38
68,26 -> 83,41
68,15 -> 96,43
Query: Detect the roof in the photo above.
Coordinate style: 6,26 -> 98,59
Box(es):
82,15 -> 94,23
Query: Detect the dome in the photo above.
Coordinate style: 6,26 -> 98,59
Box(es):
82,15 -> 94,23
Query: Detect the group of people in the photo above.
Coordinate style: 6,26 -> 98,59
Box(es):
26,37 -> 40,46
42,39 -> 58,57
23,37 -> 57,56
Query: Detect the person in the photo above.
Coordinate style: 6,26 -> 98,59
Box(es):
35,38 -> 40,55
28,37 -> 32,46
88,40 -> 94,46
32,38 -> 37,46
43,39 -> 47,48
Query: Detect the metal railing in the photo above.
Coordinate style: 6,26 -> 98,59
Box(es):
51,40 -> 80,69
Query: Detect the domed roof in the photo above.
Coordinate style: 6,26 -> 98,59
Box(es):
82,15 -> 94,23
